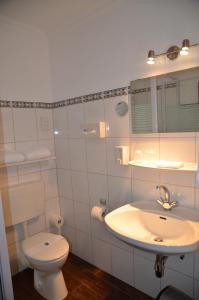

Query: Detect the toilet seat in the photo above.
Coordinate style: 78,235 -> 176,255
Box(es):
22,232 -> 69,263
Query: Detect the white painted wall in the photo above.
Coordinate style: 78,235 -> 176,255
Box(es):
48,0 -> 199,100
0,16 -> 52,102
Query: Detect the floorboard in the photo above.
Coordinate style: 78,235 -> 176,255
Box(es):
12,253 -> 153,300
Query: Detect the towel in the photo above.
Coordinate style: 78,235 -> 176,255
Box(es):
24,147 -> 51,161
0,150 -> 25,164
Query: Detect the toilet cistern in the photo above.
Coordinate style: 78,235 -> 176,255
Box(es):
156,185 -> 177,210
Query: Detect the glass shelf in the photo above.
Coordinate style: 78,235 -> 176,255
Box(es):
128,160 -> 197,171
0,156 -> 56,169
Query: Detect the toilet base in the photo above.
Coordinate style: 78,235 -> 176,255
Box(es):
34,269 -> 68,300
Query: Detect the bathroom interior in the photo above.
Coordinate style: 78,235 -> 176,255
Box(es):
0,1 -> 199,300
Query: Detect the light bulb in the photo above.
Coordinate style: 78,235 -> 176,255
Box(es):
147,59 -> 155,64
180,49 -> 189,55
147,50 -> 155,65
180,39 -> 190,56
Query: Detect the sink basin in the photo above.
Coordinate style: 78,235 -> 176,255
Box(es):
105,201 -> 199,255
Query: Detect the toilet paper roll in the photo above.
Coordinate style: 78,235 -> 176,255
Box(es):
91,206 -> 106,222
49,214 -> 64,228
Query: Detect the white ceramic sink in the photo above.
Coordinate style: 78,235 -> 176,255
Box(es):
105,201 -> 199,255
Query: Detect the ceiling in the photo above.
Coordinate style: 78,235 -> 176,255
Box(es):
0,0 -> 116,33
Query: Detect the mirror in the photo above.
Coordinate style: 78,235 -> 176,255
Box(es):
130,66 -> 199,133
115,101 -> 128,117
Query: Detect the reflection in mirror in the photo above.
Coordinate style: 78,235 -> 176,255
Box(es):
130,66 -> 199,133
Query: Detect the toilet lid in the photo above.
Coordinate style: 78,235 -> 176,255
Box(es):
22,232 -> 69,262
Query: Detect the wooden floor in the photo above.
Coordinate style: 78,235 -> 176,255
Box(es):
13,253 -> 153,300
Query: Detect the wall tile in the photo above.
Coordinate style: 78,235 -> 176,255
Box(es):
107,138 -> 131,178
57,169 -> 73,199
195,251 -> 199,280
132,179 -> 159,202
104,95 -> 129,138
0,166 -> 18,180
18,171 -> 41,184
17,162 -> 40,175
0,175 -> 18,189
74,202 -> 90,233
36,109 -> 54,140
196,188 -> 199,210
38,139 -> 55,156
69,138 -> 87,171
88,173 -> 108,206
133,166 -> 159,182
68,103 -> 84,138
59,197 -> 75,227
28,215 -> 46,236
134,248 -> 156,261
76,230 -> 93,264
72,171 -> 89,204
6,224 -> 24,246
160,169 -> 196,187
173,185 -> 195,208
134,255 -> 160,298
108,176 -> 132,210
61,224 -> 77,254
45,197 -> 60,212
166,254 -> 194,277
39,139 -> 56,170
41,169 -> 58,200
160,137 -> 196,163
194,280 -> 199,300
92,238 -> 112,274
161,269 -> 194,298
86,139 -> 107,174
91,218 -> 111,243
13,108 -> 37,141
110,235 -> 133,253
111,245 -> 134,286
0,108 -> 14,143
84,99 -> 105,123
131,137 -> 160,161
53,107 -> 68,138
55,138 -> 70,169
16,140 -> 38,153
8,243 -> 19,275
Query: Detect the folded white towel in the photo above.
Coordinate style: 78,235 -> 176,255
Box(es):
24,147 -> 51,161
0,151 -> 25,164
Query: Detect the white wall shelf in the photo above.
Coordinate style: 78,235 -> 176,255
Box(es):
0,156 -> 56,169
128,160 -> 197,172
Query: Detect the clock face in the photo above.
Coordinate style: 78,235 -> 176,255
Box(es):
115,101 -> 128,117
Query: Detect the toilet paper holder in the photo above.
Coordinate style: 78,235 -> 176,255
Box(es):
99,198 -> 106,206
99,198 -> 108,218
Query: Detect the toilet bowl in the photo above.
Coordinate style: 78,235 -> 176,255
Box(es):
22,232 -> 69,300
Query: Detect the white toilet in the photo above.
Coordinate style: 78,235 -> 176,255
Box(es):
22,232 -> 69,300
2,181 -> 69,300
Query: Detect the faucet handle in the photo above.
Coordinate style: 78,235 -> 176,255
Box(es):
170,200 -> 178,208
157,199 -> 164,206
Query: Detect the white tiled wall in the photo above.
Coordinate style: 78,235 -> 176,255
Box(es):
0,107 -> 59,275
54,95 -> 199,299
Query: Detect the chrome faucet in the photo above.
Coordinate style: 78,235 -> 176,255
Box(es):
156,185 -> 177,210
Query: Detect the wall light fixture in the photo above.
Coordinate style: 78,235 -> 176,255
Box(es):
147,39 -> 198,65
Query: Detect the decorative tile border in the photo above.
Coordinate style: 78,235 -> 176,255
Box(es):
0,100 -> 54,109
0,86 -> 128,109
0,83 -> 175,109
130,82 -> 177,95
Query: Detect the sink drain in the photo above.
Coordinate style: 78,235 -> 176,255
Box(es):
154,237 -> 163,242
